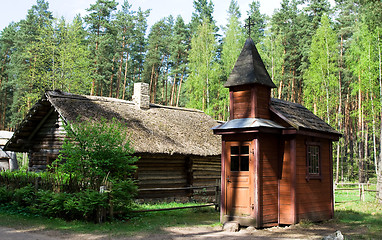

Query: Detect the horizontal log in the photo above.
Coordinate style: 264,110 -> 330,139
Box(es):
138,185 -> 218,191
131,203 -> 215,213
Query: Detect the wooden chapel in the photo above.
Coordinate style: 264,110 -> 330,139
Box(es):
213,37 -> 341,227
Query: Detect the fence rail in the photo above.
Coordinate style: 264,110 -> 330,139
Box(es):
334,182 -> 377,202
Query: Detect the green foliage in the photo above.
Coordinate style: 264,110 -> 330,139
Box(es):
55,118 -> 138,190
110,179 -> 138,213
186,18 -> 227,120
304,14 -> 339,125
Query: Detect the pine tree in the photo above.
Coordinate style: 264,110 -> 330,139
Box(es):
169,15 -> 190,107
190,0 -> 216,35
247,0 -> 266,44
221,0 -> 245,80
84,0 -> 118,96
6,0 -> 53,127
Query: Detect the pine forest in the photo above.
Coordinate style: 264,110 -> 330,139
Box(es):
0,0 -> 382,183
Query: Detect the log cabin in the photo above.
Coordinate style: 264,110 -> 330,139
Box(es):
4,83 -> 221,200
213,38 -> 341,227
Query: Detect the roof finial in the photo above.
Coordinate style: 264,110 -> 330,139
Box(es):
244,16 -> 255,38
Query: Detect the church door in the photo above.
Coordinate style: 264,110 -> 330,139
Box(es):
225,141 -> 254,216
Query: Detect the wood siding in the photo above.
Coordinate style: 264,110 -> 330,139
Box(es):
232,88 -> 252,119
279,139 -> 293,224
29,112 -> 65,171
295,136 -> 332,222
253,85 -> 271,119
259,134 -> 279,225
230,85 -> 271,120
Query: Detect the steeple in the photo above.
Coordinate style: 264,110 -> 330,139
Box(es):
224,38 -> 276,89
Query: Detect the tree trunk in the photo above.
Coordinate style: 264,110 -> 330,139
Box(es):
109,57 -> 115,98
176,74 -> 184,107
358,74 -> 365,183
336,35 -> 344,184
122,53 -> 129,100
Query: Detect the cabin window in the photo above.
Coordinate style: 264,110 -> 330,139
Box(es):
306,142 -> 321,180
230,145 -> 249,171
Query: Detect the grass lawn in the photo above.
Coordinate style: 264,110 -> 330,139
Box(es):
0,199 -> 381,239
0,203 -> 220,237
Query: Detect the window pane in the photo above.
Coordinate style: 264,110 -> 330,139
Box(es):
308,145 -> 319,174
231,146 -> 239,155
241,156 -> 249,171
231,156 -> 239,171
241,145 -> 249,155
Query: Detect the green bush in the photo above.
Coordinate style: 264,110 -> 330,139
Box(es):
54,118 -> 138,191
64,189 -> 108,220
31,190 -> 68,218
12,185 -> 35,208
110,179 -> 138,213
0,186 -> 13,204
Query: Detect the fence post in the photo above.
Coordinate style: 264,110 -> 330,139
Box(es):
361,184 -> 365,201
333,182 -> 336,204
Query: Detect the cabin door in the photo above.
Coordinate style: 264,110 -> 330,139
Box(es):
225,141 -> 253,216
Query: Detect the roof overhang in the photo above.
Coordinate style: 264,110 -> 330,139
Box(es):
212,118 -> 284,135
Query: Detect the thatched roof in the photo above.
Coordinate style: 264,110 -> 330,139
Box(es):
224,38 -> 276,88
270,98 -> 340,135
5,91 -> 221,156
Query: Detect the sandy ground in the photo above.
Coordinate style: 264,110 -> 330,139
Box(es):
0,221 -> 365,240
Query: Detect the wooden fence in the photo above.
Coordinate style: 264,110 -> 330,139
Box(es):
334,182 -> 377,203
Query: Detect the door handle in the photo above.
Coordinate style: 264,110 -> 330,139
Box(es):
227,176 -> 231,183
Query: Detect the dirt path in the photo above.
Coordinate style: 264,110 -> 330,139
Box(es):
0,221 -> 363,240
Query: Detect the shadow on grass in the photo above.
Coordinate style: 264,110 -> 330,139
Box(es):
0,206 -> 220,237
334,208 -> 382,240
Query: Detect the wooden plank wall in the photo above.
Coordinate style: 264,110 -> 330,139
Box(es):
295,136 -> 332,222
29,112 -> 65,171
232,89 -> 251,119
259,134 -> 279,225
254,85 -> 270,119
279,139 -> 293,224
230,85 -> 271,120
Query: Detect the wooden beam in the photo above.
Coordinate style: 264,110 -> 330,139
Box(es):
27,108 -> 54,143
254,137 -> 261,228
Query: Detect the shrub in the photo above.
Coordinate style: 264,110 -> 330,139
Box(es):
54,118 -> 138,191
12,185 -> 35,208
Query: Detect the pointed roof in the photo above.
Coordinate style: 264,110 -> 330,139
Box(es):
224,38 -> 276,88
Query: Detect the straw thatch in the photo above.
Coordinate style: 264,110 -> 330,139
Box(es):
5,90 -> 221,156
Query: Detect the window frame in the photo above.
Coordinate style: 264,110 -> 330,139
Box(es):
230,144 -> 250,172
306,141 -> 321,181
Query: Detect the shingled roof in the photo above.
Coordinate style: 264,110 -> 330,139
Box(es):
270,98 -> 340,135
5,91 -> 221,156
224,38 -> 276,88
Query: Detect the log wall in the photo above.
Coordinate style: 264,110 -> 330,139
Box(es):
29,112 -> 65,171
135,153 -> 221,201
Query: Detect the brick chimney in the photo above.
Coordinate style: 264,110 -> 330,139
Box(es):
132,82 -> 150,109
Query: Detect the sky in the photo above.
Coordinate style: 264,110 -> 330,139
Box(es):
0,0 -> 283,32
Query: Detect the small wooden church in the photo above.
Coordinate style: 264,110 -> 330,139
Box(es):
213,38 -> 341,227
5,83 -> 221,200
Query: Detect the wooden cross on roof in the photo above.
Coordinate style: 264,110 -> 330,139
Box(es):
244,16 -> 255,38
